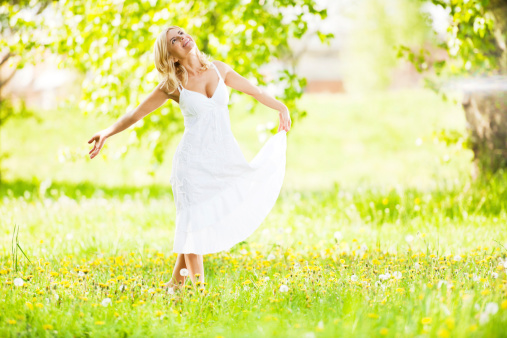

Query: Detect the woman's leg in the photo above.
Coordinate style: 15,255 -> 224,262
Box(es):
183,253 -> 205,289
164,253 -> 187,290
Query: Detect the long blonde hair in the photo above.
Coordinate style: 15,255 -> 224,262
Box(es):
154,26 -> 213,95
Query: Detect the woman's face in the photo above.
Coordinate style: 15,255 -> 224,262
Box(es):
166,28 -> 195,60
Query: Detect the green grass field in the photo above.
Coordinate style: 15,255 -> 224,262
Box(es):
1,88 -> 506,337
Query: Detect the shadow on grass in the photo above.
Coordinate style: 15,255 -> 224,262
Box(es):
0,178 -> 174,200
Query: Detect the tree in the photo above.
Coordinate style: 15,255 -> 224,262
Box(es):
1,0 -> 333,179
397,0 -> 507,179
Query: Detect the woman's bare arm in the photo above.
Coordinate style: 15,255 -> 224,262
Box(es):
104,84 -> 171,138
214,60 -> 291,132
88,84 -> 172,159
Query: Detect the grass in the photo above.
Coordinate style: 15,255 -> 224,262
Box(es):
1,88 -> 506,337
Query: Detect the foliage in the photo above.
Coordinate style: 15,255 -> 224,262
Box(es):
341,0 -> 434,93
397,0 -> 505,100
2,0 -> 333,172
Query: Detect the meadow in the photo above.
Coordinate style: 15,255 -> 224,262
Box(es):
1,88 -> 506,337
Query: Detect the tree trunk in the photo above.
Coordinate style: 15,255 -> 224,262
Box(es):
462,91 -> 507,179
461,1 -> 507,179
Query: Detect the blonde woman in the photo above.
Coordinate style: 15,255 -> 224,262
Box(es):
88,26 -> 291,293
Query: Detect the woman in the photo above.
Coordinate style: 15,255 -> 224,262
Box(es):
88,26 -> 291,294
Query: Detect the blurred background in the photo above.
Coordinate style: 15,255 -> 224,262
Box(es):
1,0 -> 506,195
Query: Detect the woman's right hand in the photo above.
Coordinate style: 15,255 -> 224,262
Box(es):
88,130 -> 109,159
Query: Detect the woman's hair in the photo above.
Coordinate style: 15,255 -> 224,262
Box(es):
154,26 -> 213,95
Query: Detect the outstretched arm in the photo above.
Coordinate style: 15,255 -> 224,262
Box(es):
215,60 -> 291,132
88,84 -> 170,159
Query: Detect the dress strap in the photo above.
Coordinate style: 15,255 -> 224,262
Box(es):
211,62 -> 223,81
177,83 -> 183,93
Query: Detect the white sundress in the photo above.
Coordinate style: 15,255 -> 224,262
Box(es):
170,61 -> 287,255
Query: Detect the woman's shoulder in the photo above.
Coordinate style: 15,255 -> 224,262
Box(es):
156,82 -> 178,100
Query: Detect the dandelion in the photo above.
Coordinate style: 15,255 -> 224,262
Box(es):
360,243 -> 368,251
334,231 -> 342,241
393,271 -> 402,279
379,274 -> 388,281
491,272 -> 498,279
78,271 -> 85,277
179,268 -> 189,277
405,235 -> 414,243
453,255 -> 462,261
414,262 -> 421,270
13,278 -> 24,287
472,274 -> 480,282
101,298 -> 112,307
484,302 -> 498,315
350,275 -> 358,282
95,321 -> 105,325
264,276 -> 270,282
316,320 -> 324,331
267,254 -> 276,261
479,312 -> 489,325
279,285 -> 289,292
42,324 -> 53,330
167,287 -> 175,295
379,328 -> 389,335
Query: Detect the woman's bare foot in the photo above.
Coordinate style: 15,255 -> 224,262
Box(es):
163,281 -> 182,293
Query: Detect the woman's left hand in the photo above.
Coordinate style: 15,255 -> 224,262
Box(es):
278,108 -> 291,132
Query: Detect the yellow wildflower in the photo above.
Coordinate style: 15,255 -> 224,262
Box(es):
421,317 -> 432,325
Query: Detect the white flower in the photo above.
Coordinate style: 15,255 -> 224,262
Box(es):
167,287 -> 175,295
317,320 -> 324,330
379,274 -> 387,281
54,293 -> 60,301
414,262 -> 421,270
393,271 -> 402,280
350,275 -> 358,282
13,278 -> 24,287
437,280 -> 447,289
375,281 -> 382,288
101,297 -> 112,307
264,276 -> 270,281
491,272 -> 498,279
279,285 -> 289,292
405,235 -> 414,243
453,255 -> 462,261
267,254 -> 276,261
334,231 -> 342,241
473,274 -> 480,282
384,272 -> 391,279
360,243 -> 368,251
179,268 -> 189,277
240,249 -> 248,255
65,233 -> 74,241
479,312 -> 490,325
78,271 -> 85,277
485,302 -> 499,315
